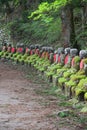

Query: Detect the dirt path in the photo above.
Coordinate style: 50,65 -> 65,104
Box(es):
0,62 -> 57,130
0,61 -> 86,130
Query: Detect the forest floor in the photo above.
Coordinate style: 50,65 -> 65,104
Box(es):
0,60 -> 87,130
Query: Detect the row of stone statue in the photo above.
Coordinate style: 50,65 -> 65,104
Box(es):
0,43 -> 87,101
1,43 -> 87,67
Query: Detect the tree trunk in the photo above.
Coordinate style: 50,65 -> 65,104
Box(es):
61,6 -> 75,48
5,2 -> 13,14
26,0 -> 39,9
81,2 -> 87,26
19,0 -> 27,10
85,4 -> 87,24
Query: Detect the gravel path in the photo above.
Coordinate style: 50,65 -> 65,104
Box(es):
0,61 -> 85,130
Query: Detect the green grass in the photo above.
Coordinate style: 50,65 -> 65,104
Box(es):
58,101 -> 72,107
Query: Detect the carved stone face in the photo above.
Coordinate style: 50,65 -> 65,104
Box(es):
64,48 -> 70,55
54,50 -> 57,54
30,45 -> 35,50
35,44 -> 41,49
79,50 -> 87,59
70,49 -> 78,57
48,47 -> 54,53
58,47 -> 64,54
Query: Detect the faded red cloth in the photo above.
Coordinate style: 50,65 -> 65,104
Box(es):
35,49 -> 39,55
64,55 -> 69,65
53,54 -> 56,62
11,47 -> 16,53
30,50 -> 33,55
80,59 -> 84,69
17,48 -> 22,53
17,48 -> 22,52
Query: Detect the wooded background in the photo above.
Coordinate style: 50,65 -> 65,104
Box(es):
0,0 -> 87,50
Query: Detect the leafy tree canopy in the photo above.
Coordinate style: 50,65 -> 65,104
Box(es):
29,0 -> 87,21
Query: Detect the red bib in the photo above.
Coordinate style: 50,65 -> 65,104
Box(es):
11,47 -> 16,53
64,55 -> 69,65
17,48 -> 23,53
35,49 -> 39,55
80,59 -> 84,69
53,54 -> 56,62
30,50 -> 33,55
19,48 -> 23,53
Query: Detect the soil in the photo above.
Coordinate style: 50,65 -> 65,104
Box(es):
0,61 -> 87,130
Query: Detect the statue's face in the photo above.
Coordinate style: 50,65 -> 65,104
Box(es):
79,50 -> 86,59
65,49 -> 68,55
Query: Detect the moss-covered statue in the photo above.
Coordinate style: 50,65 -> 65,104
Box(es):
18,45 -> 31,64
74,50 -> 87,101
10,43 -> 25,63
58,48 -> 80,96
64,50 -> 87,100
28,44 -> 41,66
52,47 -> 71,87
24,45 -> 35,65
45,47 -> 64,82
0,42 -> 7,58
1,43 -> 12,59
6,44 -> 16,60
33,46 -> 51,73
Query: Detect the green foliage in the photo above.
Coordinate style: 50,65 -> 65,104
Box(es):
28,0 -> 69,21
1,0 -> 87,47
29,0 -> 86,21
74,56 -> 80,63
0,0 -> 12,4
63,68 -> 76,78
58,111 -> 69,117
8,15 -> 61,45
75,25 -> 87,49
84,92 -> 87,100
13,0 -> 19,6
81,105 -> 87,112
58,77 -> 67,85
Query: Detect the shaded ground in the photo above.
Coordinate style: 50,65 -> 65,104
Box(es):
0,61 -> 87,130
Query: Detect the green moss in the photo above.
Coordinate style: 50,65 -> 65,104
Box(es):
75,88 -> 85,96
10,52 -> 19,60
14,54 -> 22,61
24,56 -> 31,64
58,77 -> 67,86
0,51 -> 4,57
19,54 -> 29,63
65,80 -> 76,87
37,60 -> 50,72
83,58 -> 87,64
63,68 -> 76,78
44,63 -> 61,77
84,92 -> 87,100
77,79 -> 85,88
74,56 -> 80,63
1,51 -> 9,58
71,75 -> 86,81
6,53 -> 12,59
